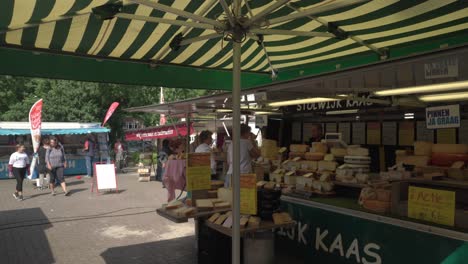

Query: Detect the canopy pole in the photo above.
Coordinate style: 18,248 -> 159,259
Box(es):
232,40 -> 242,264
232,1 -> 242,264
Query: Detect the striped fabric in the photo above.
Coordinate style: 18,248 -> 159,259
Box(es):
1,0 -> 468,78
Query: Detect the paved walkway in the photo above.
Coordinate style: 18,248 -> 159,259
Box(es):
0,173 -> 195,264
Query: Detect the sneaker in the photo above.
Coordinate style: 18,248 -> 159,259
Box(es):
64,192 -> 70,196
18,195 -> 23,201
51,192 -> 56,196
12,193 -> 19,199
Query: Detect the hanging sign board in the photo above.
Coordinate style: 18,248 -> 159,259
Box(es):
408,186 -> 455,227
186,153 -> 211,191
426,104 -> 460,129
240,174 -> 257,215
424,57 -> 458,79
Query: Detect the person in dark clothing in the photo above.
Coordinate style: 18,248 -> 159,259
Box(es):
308,124 -> 324,145
83,134 -> 97,178
36,137 -> 51,189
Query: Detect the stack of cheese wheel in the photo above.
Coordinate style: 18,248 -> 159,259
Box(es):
289,144 -> 309,160
396,141 -> 432,167
339,146 -> 371,179
261,139 -> 279,160
431,144 -> 468,167
305,142 -> 327,161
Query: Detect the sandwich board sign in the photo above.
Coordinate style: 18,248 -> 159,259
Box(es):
92,162 -> 118,193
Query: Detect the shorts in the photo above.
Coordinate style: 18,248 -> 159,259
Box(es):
50,167 -> 65,184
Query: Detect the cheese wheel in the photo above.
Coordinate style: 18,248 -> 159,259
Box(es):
431,153 -> 468,167
290,144 -> 308,153
344,156 -> 371,165
396,155 -> 430,167
299,160 -> 318,171
330,148 -> 347,157
414,141 -> 432,156
305,152 -> 325,161
289,152 -> 305,159
318,160 -> 338,171
347,147 -> 369,156
362,200 -> 390,213
324,154 -> 335,161
432,144 -> 468,154
311,142 -> 328,154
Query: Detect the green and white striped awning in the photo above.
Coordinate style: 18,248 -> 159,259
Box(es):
1,0 -> 468,90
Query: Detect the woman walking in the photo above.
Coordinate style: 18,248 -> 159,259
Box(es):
8,144 -> 30,201
37,137 -> 51,189
46,138 -> 70,196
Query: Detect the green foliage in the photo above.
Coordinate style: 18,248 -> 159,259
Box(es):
132,152 -> 141,164
0,75 -> 220,142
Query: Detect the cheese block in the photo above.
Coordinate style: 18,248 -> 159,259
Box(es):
451,161 -> 465,169
344,156 -> 371,165
248,216 -> 261,228
356,173 -> 369,184
321,181 -> 334,192
414,141 -> 433,156
270,172 -> 283,183
311,142 -> 328,154
166,200 -> 183,210
431,153 -> 468,167
299,161 -> 318,170
303,173 -> 314,178
330,147 -> 347,157
196,199 -> 214,210
174,207 -> 196,217
432,144 -> 468,154
318,161 -> 338,171
284,175 -> 297,185
215,214 -> 229,225
289,152 -> 305,159
324,154 -> 335,161
396,155 -> 430,167
214,202 -> 231,210
278,147 -> 287,153
223,215 -> 233,228
240,216 -> 250,227
305,152 -> 325,161
272,212 -> 293,225
347,147 -> 369,156
319,173 -> 331,182
217,188 -> 232,205
290,144 -> 308,153
208,213 -> 221,223
292,157 -> 301,162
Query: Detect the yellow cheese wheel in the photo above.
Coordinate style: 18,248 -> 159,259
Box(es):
414,141 -> 432,156
330,148 -> 347,157
311,142 -> 328,154
432,144 -> 468,154
305,152 -> 325,161
318,161 -> 338,171
290,144 -> 308,153
396,155 -> 430,167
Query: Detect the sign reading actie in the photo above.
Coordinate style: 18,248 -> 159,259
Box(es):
426,104 -> 460,129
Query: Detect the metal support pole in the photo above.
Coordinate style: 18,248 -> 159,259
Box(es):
186,113 -> 190,155
232,1 -> 242,264
232,40 -> 242,264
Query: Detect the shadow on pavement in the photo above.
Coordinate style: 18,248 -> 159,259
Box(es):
0,208 -> 54,264
99,189 -> 127,195
68,188 -> 88,195
101,236 -> 195,264
67,180 -> 85,186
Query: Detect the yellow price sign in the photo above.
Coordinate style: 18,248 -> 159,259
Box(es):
408,186 -> 455,226
240,174 -> 257,215
186,166 -> 211,191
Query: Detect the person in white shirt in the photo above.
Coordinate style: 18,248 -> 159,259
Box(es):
8,144 -> 30,201
195,130 -> 216,176
225,124 -> 260,187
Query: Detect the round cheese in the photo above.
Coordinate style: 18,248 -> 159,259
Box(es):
347,147 -> 369,156
290,144 -> 308,153
344,156 -> 371,165
311,142 -> 328,154
330,148 -> 347,157
305,152 -> 325,161
324,154 -> 335,161
432,144 -> 468,154
431,153 -> 468,167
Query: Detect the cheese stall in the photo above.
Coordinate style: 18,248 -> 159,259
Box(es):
128,46 -> 468,264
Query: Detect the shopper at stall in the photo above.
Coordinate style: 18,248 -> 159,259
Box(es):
114,139 -> 124,170
156,139 -> 174,183
83,134 -> 97,178
46,138 -> 70,196
37,137 -> 51,189
225,124 -> 260,187
195,130 -> 217,177
9,144 -> 30,201
308,124 -> 324,144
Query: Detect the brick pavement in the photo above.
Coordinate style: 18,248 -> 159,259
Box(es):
0,172 -> 196,264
